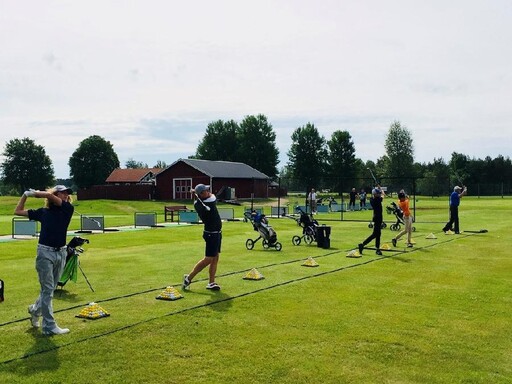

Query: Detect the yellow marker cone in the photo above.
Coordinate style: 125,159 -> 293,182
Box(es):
76,302 -> 110,319
445,230 -> 454,235
157,286 -> 184,301
426,233 -> 437,239
243,268 -> 265,280
302,257 -> 319,267
346,249 -> 362,258
381,243 -> 391,250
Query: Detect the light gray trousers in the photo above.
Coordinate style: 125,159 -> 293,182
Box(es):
31,244 -> 66,332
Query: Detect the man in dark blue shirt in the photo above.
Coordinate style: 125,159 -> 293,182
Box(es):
15,185 -> 74,335
443,186 -> 467,234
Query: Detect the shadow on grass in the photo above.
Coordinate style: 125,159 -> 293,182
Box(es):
54,289 -> 81,303
5,328 -> 60,376
205,291 -> 233,312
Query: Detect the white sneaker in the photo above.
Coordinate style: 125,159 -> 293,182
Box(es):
206,282 -> 221,291
182,274 -> 191,290
43,326 -> 70,336
28,304 -> 40,328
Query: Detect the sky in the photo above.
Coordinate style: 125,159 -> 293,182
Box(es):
1,0 -> 511,178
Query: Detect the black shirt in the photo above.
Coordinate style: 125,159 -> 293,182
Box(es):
28,201 -> 74,247
194,195 -> 222,232
370,196 -> 383,222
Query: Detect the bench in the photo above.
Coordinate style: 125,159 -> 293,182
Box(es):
164,206 -> 188,222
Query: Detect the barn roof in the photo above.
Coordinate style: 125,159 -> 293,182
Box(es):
173,159 -> 269,179
106,168 -> 161,183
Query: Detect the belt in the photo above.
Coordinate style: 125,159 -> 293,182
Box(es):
203,230 -> 221,234
38,244 -> 67,252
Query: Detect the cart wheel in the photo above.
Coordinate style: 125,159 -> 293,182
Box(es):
292,236 -> 301,246
262,240 -> 269,249
275,242 -> 282,251
304,234 -> 314,244
368,223 -> 374,228
245,239 -> 254,250
390,224 -> 396,231
381,222 -> 387,229
412,226 -> 416,232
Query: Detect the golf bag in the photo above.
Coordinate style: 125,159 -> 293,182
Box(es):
244,211 -> 282,251
292,207 -> 319,245
58,236 -> 94,291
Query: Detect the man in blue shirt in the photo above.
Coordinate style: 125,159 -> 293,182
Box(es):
442,185 -> 467,234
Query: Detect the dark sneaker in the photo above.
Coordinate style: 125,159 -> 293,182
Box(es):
407,243 -> 413,248
28,304 -> 40,328
376,249 -> 382,256
182,274 -> 191,290
392,238 -> 397,247
206,282 -> 221,291
358,243 -> 364,255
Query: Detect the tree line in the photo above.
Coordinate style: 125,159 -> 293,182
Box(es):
1,116 -> 510,196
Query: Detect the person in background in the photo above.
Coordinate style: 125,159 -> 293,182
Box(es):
349,188 -> 357,211
14,185 -> 74,335
358,187 -> 385,255
359,189 -> 367,210
183,184 -> 222,291
442,185 -> 467,234
307,188 -> 317,214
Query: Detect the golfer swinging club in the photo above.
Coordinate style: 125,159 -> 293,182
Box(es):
14,185 -> 74,335
182,184 -> 222,291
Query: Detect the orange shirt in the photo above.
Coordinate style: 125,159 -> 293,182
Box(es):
398,198 -> 411,217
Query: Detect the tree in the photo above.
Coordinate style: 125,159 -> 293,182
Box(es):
238,114 -> 279,178
153,160 -> 168,169
326,130 -> 356,191
125,158 -> 148,169
0,137 -> 54,193
417,158 -> 450,195
384,120 -> 415,179
195,120 -> 240,162
69,135 -> 120,188
287,123 -> 327,191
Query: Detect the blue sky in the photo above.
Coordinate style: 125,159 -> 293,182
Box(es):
1,0 -> 511,178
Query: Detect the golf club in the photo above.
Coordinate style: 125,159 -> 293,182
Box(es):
74,210 -> 102,228
453,169 -> 466,188
194,192 -> 210,211
367,167 -> 378,185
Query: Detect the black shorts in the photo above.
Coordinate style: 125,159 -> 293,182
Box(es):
203,231 -> 222,257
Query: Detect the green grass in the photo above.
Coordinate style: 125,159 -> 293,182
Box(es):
0,196 -> 511,383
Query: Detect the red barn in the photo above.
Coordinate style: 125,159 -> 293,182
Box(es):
155,159 -> 270,200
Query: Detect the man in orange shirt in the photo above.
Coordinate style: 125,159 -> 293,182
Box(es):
392,191 -> 413,248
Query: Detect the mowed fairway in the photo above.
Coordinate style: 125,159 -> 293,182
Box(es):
0,196 -> 511,383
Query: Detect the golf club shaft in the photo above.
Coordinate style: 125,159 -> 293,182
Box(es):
453,170 -> 464,186
367,168 -> 378,185
194,193 -> 210,211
